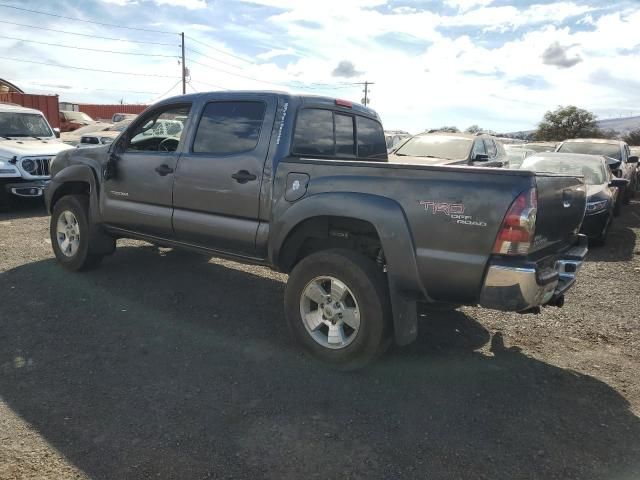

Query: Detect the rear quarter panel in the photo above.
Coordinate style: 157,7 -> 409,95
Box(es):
273,159 -> 535,304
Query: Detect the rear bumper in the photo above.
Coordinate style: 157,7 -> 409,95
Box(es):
479,235 -> 588,312
3,179 -> 50,198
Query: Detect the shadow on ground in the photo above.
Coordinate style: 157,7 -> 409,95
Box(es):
0,198 -> 47,221
1,245 -> 639,479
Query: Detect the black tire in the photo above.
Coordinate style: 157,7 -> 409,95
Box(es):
284,249 -> 391,370
623,186 -> 631,205
50,195 -> 104,271
613,196 -> 622,217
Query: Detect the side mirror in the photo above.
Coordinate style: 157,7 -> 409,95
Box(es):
606,157 -> 622,171
628,155 -> 639,164
609,178 -> 629,188
53,127 -> 60,138
474,154 -> 489,161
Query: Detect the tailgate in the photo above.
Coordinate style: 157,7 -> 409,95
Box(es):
533,174 -> 586,252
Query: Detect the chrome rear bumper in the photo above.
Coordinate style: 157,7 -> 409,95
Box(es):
479,235 -> 588,312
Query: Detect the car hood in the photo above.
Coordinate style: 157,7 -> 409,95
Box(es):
0,139 -> 75,158
388,153 -> 463,165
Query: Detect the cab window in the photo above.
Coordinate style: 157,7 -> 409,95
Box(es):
192,101 -> 266,155
125,104 -> 190,153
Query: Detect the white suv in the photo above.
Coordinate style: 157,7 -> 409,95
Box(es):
0,103 -> 74,211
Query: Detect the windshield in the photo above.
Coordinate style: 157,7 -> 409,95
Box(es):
394,135 -> 472,160
521,156 -> 606,185
64,111 -> 94,123
558,142 -> 621,160
523,143 -> 556,152
108,120 -> 133,132
0,112 -> 53,138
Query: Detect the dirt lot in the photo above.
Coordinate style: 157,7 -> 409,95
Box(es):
1,199 -> 639,480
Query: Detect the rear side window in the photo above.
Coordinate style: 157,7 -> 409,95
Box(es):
292,109 -> 334,156
356,116 -> 387,160
292,108 -> 385,160
484,139 -> 497,157
193,101 -> 266,155
335,114 -> 355,156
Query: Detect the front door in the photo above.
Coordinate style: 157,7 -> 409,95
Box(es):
172,96 -> 276,256
101,103 -> 191,237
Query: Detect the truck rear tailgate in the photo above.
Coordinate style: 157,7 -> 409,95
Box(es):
532,174 -> 586,253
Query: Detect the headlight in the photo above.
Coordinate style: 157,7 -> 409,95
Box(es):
586,200 -> 608,213
22,158 -> 36,173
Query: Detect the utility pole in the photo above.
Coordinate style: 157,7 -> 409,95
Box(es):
355,81 -> 374,106
181,32 -> 186,94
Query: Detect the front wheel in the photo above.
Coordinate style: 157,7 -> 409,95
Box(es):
50,195 -> 104,271
284,249 -> 391,370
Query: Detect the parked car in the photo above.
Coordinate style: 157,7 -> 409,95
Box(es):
61,122 -> 113,146
556,138 -> 639,204
384,130 -> 411,152
388,132 -> 508,167
78,118 -> 161,148
504,144 -> 536,169
45,91 -> 588,369
0,103 -> 74,211
59,111 -> 96,132
111,113 -> 138,123
521,153 -> 627,245
523,142 -> 557,153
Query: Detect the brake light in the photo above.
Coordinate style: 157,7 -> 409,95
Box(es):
493,188 -> 537,255
335,99 -> 352,108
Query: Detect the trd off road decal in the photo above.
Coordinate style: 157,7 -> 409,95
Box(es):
419,201 -> 487,227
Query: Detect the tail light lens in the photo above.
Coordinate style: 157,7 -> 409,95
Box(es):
493,188 -> 537,255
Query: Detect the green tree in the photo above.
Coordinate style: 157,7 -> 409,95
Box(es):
437,126 -> 460,133
465,124 -> 481,134
534,105 -> 601,141
623,128 -> 640,146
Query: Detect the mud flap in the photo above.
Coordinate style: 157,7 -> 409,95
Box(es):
388,277 -> 418,346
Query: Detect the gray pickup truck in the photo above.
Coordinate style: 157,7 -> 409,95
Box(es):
45,91 -> 588,369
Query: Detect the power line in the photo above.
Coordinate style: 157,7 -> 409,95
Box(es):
0,3 -> 177,35
0,20 -> 179,46
185,46 -> 245,69
149,79 -> 184,103
187,58 -> 355,91
189,79 -> 229,91
0,34 -> 179,58
184,35 -> 253,64
0,56 -> 181,78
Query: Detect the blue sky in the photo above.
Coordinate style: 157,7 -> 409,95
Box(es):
1,0 -> 639,132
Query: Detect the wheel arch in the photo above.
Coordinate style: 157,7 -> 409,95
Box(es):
46,164 -> 102,223
271,192 -> 424,345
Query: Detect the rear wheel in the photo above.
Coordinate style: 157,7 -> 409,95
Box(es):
50,195 -> 105,271
284,249 -> 391,370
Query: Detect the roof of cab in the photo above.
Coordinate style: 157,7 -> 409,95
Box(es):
0,102 -> 44,115
156,90 -> 380,119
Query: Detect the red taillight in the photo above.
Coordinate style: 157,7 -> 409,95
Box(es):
493,188 -> 537,255
335,99 -> 352,108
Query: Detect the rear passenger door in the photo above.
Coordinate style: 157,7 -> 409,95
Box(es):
172,96 -> 277,256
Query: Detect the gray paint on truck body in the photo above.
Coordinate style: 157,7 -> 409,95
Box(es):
45,91 -> 587,346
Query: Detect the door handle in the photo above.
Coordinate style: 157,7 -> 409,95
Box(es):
231,170 -> 257,184
155,164 -> 174,176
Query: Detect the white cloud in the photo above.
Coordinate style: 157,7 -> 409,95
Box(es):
3,0 -> 640,132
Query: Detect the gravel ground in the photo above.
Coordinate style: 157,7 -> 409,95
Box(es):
1,199 -> 639,479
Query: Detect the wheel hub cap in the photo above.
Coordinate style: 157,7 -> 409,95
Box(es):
56,210 -> 81,257
300,276 -> 361,350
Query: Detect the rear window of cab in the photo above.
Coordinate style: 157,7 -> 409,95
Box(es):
292,108 -> 387,161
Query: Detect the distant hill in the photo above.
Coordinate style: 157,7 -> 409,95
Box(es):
596,116 -> 640,135
503,115 -> 640,139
